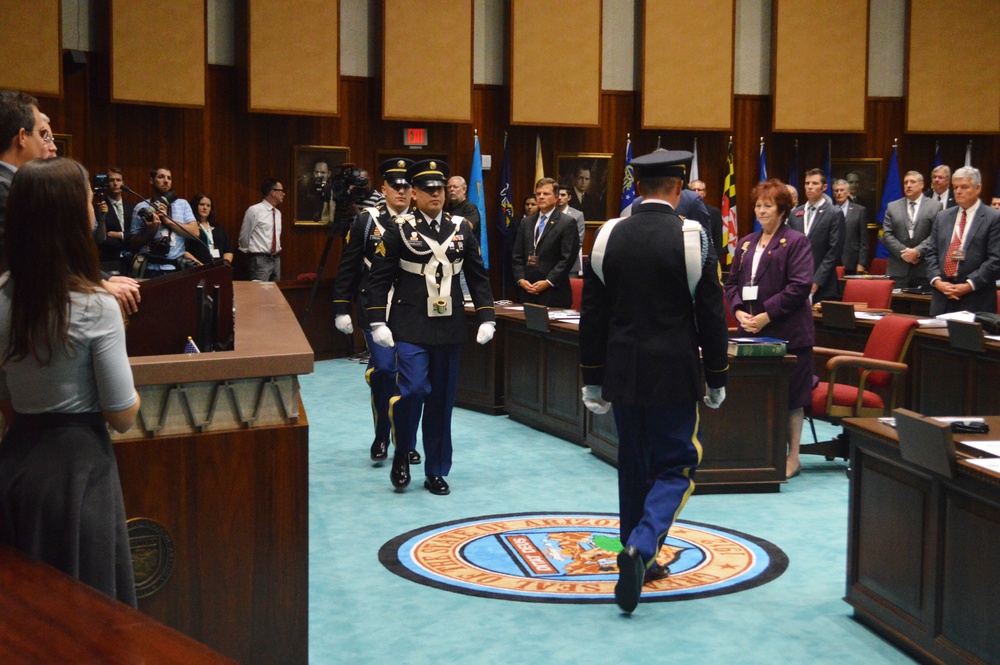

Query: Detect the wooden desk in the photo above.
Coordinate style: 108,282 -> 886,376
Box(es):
116,282 -> 311,665
0,544 -> 236,665
889,291 -> 932,317
843,417 -> 1000,665
493,307 -> 792,493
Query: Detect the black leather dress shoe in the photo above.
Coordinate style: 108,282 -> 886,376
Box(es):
423,475 -> 450,495
370,438 -> 388,463
408,449 -> 421,464
643,563 -> 670,585
615,546 -> 644,613
390,457 -> 410,490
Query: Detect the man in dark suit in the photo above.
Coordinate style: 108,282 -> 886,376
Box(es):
788,168 -> 845,302
924,167 -> 1000,315
569,165 -> 605,220
926,165 -> 958,210
0,90 -> 48,266
832,178 -> 869,274
512,178 -> 580,307
882,170 -> 941,289
96,168 -> 135,267
367,160 -> 495,496
579,150 -> 728,613
689,179 -> 725,261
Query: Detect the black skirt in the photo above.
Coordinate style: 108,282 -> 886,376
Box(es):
0,412 -> 137,607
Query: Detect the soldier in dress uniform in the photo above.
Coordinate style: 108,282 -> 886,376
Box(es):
332,158 -> 415,465
579,150 -> 729,613
367,160 -> 496,496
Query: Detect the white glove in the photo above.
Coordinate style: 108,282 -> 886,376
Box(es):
335,314 -> 354,335
703,386 -> 726,409
581,385 -> 612,415
476,322 -> 496,345
371,323 -> 395,348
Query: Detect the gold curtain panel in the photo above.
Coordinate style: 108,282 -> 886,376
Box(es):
643,0 -> 734,130
249,0 -> 339,115
112,0 -> 205,107
383,0 -> 472,122
772,0 -> 868,132
510,0 -> 601,126
907,0 -> 1000,133
0,0 -> 61,96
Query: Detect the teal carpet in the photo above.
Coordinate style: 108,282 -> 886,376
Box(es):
303,359 -> 915,665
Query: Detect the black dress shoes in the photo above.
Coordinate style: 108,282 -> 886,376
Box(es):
370,438 -> 388,463
390,456 -> 410,490
643,563 -> 670,585
615,545 -> 644,613
424,475 -> 450,495
408,449 -> 421,464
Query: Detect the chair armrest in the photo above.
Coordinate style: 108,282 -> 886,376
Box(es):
826,356 -> 908,374
814,346 -> 864,359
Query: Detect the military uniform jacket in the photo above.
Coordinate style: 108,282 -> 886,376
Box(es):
367,210 -> 495,346
331,203 -> 399,330
579,201 -> 729,406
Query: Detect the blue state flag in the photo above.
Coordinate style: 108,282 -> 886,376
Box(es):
932,141 -> 942,169
754,141 -> 767,231
874,146 -> 902,259
469,134 -> 488,269
620,138 -> 635,215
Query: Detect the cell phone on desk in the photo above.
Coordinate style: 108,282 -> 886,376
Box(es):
950,421 -> 990,434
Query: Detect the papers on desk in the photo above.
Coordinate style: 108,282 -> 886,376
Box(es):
548,309 -> 579,320
917,310 -> 976,328
878,417 -> 897,428
962,440 -> 1000,456
505,306 -> 524,311
986,335 -> 1000,342
966,458 -> 1000,473
855,311 -> 886,321
931,416 -> 986,424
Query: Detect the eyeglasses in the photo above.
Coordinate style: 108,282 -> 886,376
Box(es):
42,135 -> 55,144
272,188 -> 285,193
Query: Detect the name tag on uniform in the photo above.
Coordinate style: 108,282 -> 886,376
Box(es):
527,255 -> 539,267
742,285 -> 759,300
952,249 -> 966,261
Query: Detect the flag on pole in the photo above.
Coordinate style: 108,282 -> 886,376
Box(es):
690,137 -> 699,183
874,144 -> 902,259
184,336 -> 200,354
754,139 -> 767,231
469,133 -> 488,269
620,136 -> 635,216
932,141 -> 942,169
496,132 -> 513,239
721,139 -> 738,266
964,141 -> 973,167
788,139 -> 799,190
534,135 -> 544,185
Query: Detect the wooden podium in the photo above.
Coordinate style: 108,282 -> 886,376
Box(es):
115,279 -> 312,665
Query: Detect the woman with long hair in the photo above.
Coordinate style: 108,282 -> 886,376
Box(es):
189,193 -> 234,264
0,158 -> 140,605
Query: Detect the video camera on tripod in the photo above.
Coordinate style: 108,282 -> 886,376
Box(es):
322,163 -> 371,238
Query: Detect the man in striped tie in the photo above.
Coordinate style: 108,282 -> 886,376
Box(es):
924,167 -> 1000,315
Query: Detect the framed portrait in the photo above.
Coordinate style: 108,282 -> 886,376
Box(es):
831,158 -> 882,222
554,153 -> 615,222
53,133 -> 71,158
292,145 -> 350,226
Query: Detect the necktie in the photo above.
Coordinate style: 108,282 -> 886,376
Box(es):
805,206 -> 816,235
536,214 -> 547,243
907,200 -> 916,233
943,209 -> 967,278
270,208 -> 277,254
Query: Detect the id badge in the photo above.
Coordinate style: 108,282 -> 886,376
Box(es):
527,255 -> 539,267
952,249 -> 966,261
427,295 -> 453,317
211,248 -> 221,258
742,285 -> 759,301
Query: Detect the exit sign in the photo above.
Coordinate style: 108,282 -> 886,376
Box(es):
404,127 -> 428,147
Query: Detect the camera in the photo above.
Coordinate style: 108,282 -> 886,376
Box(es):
93,174 -> 109,205
324,164 -> 371,237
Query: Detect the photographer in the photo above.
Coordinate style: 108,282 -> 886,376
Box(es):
128,167 -> 199,278
94,169 -> 132,269
238,179 -> 285,281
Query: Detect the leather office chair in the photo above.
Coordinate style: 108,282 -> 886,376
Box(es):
804,314 -> 919,459
868,257 -> 888,275
841,279 -> 894,310
570,277 -> 583,311
836,265 -> 846,280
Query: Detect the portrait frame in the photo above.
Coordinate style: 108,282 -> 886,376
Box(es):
554,152 -> 615,222
830,158 -> 882,222
292,145 -> 350,226
53,133 -> 72,158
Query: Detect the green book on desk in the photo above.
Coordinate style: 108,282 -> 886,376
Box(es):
728,337 -> 787,357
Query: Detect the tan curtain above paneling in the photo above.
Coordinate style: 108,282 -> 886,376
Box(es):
112,0 -> 205,107
907,0 -> 1000,133
643,0 -> 734,130
249,0 -> 339,115
383,0 -> 472,122
0,0 -> 61,96
510,0 -> 601,126
772,0 -> 867,132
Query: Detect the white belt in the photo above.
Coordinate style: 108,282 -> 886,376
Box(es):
399,258 -> 463,276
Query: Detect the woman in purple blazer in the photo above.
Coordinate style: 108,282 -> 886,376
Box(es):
724,180 -> 815,478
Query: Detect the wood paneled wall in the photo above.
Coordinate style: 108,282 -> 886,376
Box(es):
40,56 -> 998,284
